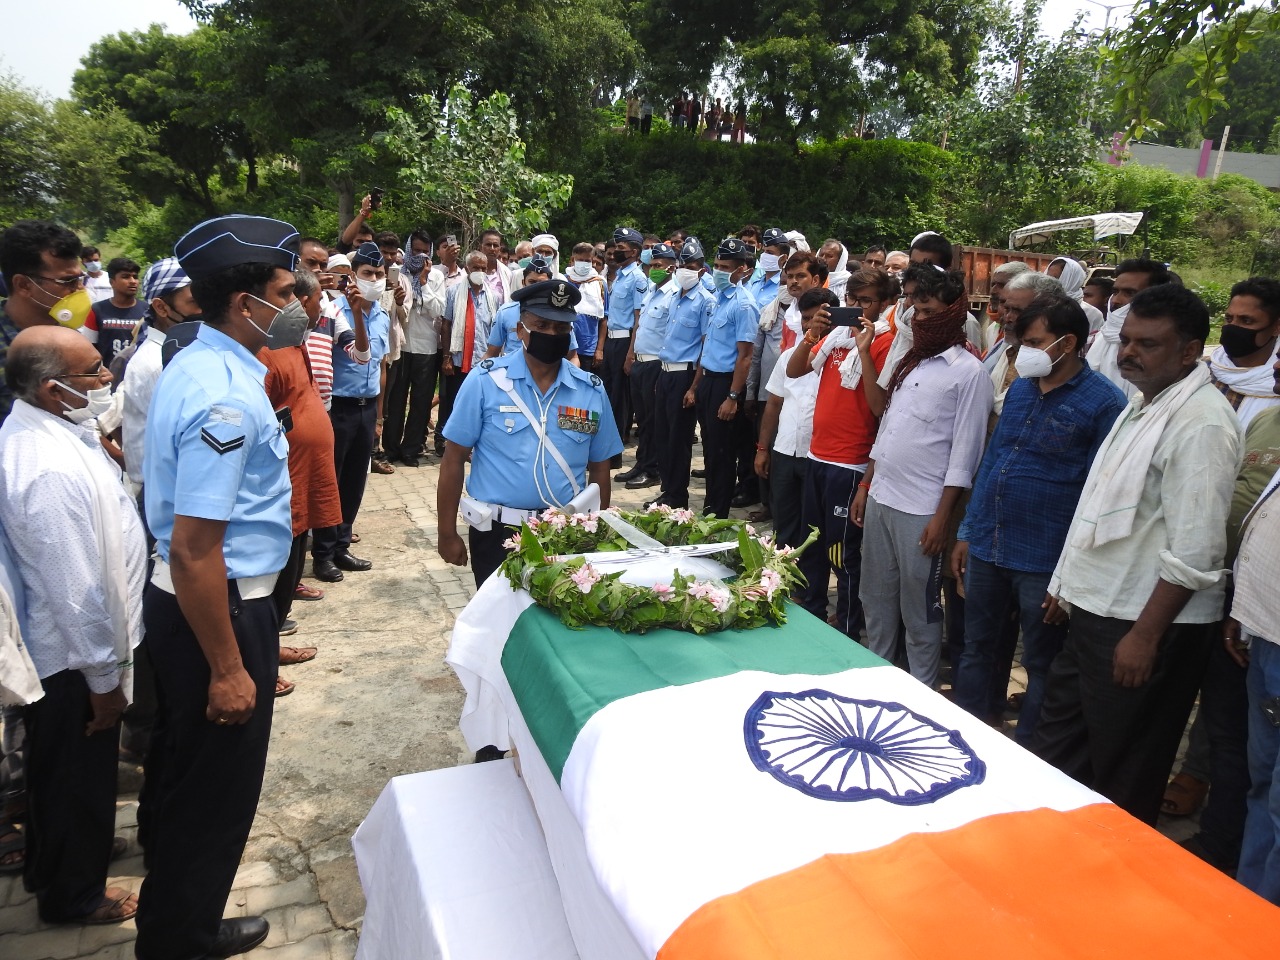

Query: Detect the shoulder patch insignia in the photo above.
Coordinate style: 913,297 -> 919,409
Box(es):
201,427 -> 245,455
589,374 -> 603,387
479,358 -> 495,370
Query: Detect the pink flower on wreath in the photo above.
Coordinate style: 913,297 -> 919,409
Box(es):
570,564 -> 601,594
579,516 -> 599,533
502,535 -> 520,550
688,581 -> 732,613
670,508 -> 696,523
759,568 -> 783,600
646,502 -> 673,515
651,582 -> 674,601
547,512 -> 569,529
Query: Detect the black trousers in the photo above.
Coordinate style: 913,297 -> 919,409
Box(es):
383,350 -> 440,460
695,372 -> 739,518
135,582 -> 278,960
1032,607 -> 1213,825
602,336 -> 631,441
628,358 -> 661,477
313,397 -> 376,561
436,369 -> 468,453
733,405 -> 758,503
273,531 -> 309,627
654,368 -> 698,507
1194,632 -> 1251,870
468,523 -> 521,589
796,459 -> 864,637
123,488 -> 158,759
24,670 -> 118,922
767,450 -> 807,549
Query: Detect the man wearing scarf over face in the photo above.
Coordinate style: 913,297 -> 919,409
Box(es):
854,266 -> 993,689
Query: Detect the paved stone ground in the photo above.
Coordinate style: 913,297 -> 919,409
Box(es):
0,439 -> 1197,958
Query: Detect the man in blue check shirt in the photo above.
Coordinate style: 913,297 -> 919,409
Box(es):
649,239 -> 715,509
438,279 -> 622,588
139,214 -> 302,960
951,294 -> 1126,744
600,227 -> 648,462
312,242 -> 391,582
695,238 -> 760,518
616,242 -> 678,490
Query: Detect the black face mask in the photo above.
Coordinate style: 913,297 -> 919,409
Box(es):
522,323 -> 572,364
1219,323 -> 1273,361
611,250 -> 630,263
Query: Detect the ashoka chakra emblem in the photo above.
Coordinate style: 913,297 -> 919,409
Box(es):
744,688 -> 986,805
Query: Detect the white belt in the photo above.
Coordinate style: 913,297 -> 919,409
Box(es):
460,496 -> 540,531
635,353 -> 659,363
151,558 -> 279,600
607,328 -> 632,339
661,361 -> 694,372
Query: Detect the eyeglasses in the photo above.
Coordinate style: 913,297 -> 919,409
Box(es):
848,295 -> 880,309
29,273 -> 84,291
53,362 -> 106,379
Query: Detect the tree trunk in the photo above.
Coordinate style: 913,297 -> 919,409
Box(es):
336,181 -> 356,231
245,143 -> 259,194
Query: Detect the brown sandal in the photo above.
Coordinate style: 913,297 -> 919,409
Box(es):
1162,772 -> 1209,817
78,887 -> 139,925
278,646 -> 318,666
274,676 -> 296,697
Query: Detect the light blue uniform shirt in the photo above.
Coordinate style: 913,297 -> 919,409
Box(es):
331,296 -> 390,398
606,262 -> 648,331
442,351 -> 623,509
658,285 -> 715,364
487,301 -> 577,355
701,284 -> 760,373
144,323 -> 292,578
633,282 -> 676,357
747,272 -> 781,307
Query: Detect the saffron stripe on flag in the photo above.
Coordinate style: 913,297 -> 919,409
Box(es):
658,803 -> 1278,959
501,601 -> 882,782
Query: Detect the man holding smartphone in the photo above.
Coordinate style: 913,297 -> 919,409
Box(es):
785,269 -> 894,638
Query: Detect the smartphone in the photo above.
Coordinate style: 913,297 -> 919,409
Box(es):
337,275 -> 349,290
444,234 -> 457,248
826,306 -> 864,326
388,264 -> 400,285
369,187 -> 384,211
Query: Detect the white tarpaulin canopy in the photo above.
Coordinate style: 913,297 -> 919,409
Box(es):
1009,212 -> 1144,250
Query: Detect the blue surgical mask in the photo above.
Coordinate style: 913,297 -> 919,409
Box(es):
640,248 -> 653,265
711,269 -> 733,292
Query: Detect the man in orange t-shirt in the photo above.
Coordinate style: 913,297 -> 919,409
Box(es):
784,269 -> 894,637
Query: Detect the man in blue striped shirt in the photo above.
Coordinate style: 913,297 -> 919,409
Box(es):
952,294 -> 1126,744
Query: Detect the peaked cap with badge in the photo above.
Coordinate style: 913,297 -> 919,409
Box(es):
512,279 -> 581,323
612,226 -> 644,247
677,237 -> 706,265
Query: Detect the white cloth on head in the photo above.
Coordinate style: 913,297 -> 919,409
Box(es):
0,400 -> 145,699
530,233 -> 559,252
826,244 -> 850,302
327,253 -> 351,270
1050,258 -> 1088,300
1069,364 -> 1214,550
784,230 -> 809,253
1086,302 -> 1138,399
1208,346 -> 1280,430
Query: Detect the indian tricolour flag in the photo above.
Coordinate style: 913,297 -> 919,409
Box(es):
450,576 -> 1277,959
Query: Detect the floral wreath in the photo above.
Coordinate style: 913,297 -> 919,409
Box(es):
499,504 -> 815,634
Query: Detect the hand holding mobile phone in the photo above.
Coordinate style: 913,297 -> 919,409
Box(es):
826,306 -> 864,327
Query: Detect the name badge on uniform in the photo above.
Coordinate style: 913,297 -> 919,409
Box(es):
499,405 -> 521,413
557,405 -> 599,435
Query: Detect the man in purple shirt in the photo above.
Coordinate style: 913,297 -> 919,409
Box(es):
854,266 -> 993,689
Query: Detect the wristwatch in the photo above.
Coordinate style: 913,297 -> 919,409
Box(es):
728,390 -> 741,401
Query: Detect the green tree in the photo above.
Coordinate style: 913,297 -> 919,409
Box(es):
380,84 -> 574,249
0,71 -> 56,223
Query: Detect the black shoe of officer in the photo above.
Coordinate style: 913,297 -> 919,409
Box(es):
206,916 -> 270,958
401,454 -> 420,468
625,472 -> 659,489
731,492 -> 758,508
614,465 -> 639,482
333,552 -> 373,572
312,559 -> 344,583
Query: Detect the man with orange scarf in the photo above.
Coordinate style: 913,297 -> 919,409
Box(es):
853,265 -> 993,689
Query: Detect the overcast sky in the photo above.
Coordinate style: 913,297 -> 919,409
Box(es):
0,0 -> 1127,100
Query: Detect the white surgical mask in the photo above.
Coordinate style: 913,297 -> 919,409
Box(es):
469,270 -> 487,287
355,277 -> 386,301
55,380 -> 113,424
568,262 -> 595,280
675,268 -> 701,292
1014,336 -> 1066,379
85,261 -> 102,275
759,253 -> 782,273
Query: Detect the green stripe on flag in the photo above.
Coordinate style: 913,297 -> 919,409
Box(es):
501,602 -> 885,783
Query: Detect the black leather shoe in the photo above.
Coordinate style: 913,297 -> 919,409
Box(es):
475,745 -> 506,763
731,492 -> 758,508
333,552 -> 373,572
690,468 -> 706,479
614,466 -> 639,482
401,454 -> 420,467
312,559 -> 344,583
625,472 -> 659,489
206,916 -> 270,958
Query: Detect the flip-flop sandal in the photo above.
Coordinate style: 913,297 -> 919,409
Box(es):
1162,772 -> 1209,817
350,533 -> 361,543
78,887 -> 139,925
0,821 -> 24,874
275,676 -> 296,698
747,508 -> 772,522
294,583 -> 325,601
279,646 -> 318,666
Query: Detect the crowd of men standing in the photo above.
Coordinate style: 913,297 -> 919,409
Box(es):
1,199 -> 1280,960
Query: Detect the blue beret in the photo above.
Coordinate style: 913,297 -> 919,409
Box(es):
174,215 -> 299,280
761,227 -> 790,248
612,227 -> 644,246
649,242 -> 677,261
351,241 -> 385,268
717,237 -> 753,262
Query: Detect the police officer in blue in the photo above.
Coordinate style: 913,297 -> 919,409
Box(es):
484,257 -> 581,358
599,227 -> 648,463
616,242 -> 678,490
438,278 -> 623,589
694,238 -> 760,518
138,215 -> 303,960
311,241 -> 390,582
649,238 -> 715,509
